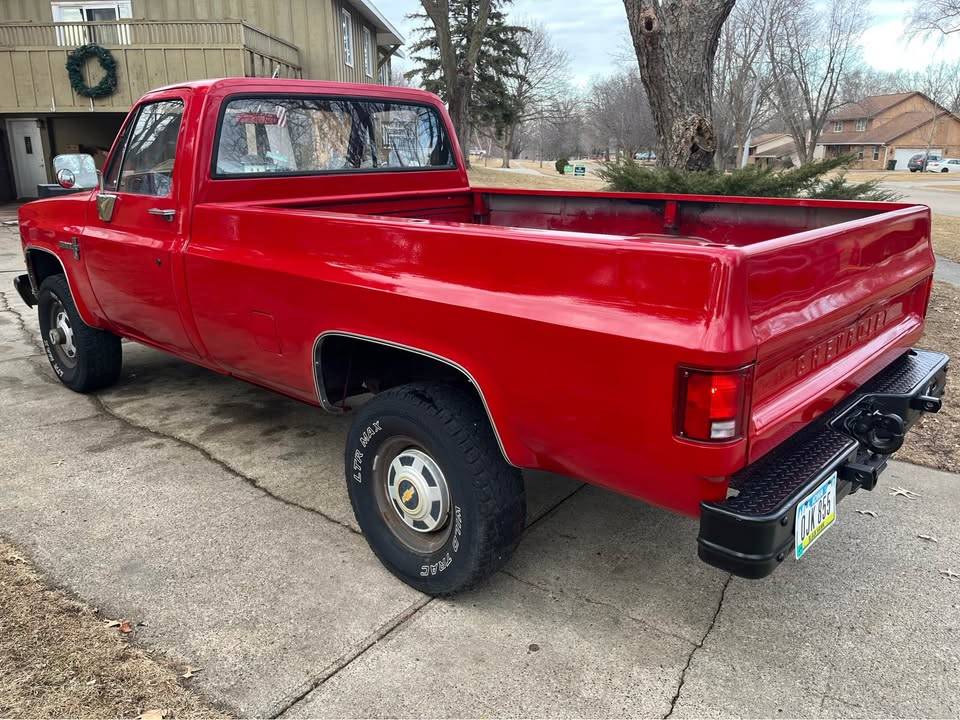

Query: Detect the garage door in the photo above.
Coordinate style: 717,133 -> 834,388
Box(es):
893,148 -> 942,170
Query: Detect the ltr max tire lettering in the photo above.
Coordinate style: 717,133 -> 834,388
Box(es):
344,383 -> 525,596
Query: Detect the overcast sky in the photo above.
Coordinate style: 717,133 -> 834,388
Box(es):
375,0 -> 960,86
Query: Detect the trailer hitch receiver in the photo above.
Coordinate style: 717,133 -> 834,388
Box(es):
843,409 -> 906,455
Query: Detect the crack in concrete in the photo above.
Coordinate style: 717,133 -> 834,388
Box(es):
0,288 -> 43,353
271,596 -> 434,718
663,574 -> 732,719
0,353 -> 42,364
271,482 -> 588,717
90,393 -> 361,535
527,482 -> 586,529
500,569 -> 694,647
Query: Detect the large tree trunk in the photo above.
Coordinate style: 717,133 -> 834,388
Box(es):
419,0 -> 493,171
624,0 -> 736,170
500,124 -> 515,168
447,75 -> 474,167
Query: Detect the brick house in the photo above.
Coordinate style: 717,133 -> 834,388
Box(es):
814,92 -> 960,171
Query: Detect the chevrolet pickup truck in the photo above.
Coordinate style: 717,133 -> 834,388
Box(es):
14,78 -> 949,594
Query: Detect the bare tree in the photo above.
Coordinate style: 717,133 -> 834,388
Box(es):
539,97 -> 589,162
911,1 -> 960,35
713,0 -> 775,169
765,0 -> 867,164
417,0 -> 494,166
623,0 -> 736,170
497,22 -> 570,167
588,71 -> 657,159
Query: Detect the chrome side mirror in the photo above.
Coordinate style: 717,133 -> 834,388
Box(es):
56,168 -> 76,189
96,193 -> 118,222
52,153 -> 98,189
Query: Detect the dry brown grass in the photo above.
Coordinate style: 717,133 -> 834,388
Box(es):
468,165 -> 606,191
900,281 -> 960,472
0,541 -> 228,719
842,170 -> 954,184
932,214 -> 960,262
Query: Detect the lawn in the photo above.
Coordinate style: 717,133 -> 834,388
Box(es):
468,163 -> 605,191
900,281 -> 959,472
0,541 -> 226,719
932,214 -> 960,262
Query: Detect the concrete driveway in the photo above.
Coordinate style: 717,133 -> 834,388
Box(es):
1,218 -> 958,718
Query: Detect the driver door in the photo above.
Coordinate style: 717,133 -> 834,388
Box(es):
82,93 -> 197,357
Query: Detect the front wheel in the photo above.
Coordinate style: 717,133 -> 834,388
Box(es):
37,274 -> 122,393
345,382 -> 526,595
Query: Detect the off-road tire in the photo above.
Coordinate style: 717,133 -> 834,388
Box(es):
345,382 -> 526,595
37,274 -> 122,393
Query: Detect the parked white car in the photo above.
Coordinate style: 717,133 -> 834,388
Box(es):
925,158 -> 960,172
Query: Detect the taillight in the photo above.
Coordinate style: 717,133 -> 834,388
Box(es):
676,366 -> 752,442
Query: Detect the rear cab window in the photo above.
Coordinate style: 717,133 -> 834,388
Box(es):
212,96 -> 455,177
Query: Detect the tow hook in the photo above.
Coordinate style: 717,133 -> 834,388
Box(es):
910,394 -> 943,413
843,408 -> 906,455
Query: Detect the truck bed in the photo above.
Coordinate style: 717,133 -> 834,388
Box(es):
186,186 -> 934,514
275,187 -> 908,246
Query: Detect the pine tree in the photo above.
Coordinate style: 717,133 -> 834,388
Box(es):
407,0 -> 526,166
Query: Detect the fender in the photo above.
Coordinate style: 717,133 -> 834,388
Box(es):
312,330 -> 524,467
23,246 -> 106,329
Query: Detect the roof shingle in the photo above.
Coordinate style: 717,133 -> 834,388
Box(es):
829,92 -> 916,120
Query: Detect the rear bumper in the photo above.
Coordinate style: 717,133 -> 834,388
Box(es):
698,348 -> 949,579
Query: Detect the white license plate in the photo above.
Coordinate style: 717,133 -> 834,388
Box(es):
795,472 -> 837,560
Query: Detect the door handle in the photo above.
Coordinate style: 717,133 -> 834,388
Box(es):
148,208 -> 176,222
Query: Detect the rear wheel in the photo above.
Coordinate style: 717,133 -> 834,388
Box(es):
345,382 -> 526,595
37,274 -> 122,393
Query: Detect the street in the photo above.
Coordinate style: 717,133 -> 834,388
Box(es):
1,204 -> 958,718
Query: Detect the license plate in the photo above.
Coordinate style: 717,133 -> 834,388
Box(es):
795,472 -> 837,560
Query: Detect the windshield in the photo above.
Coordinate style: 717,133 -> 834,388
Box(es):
214,96 -> 456,177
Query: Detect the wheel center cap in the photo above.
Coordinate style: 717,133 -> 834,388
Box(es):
397,478 -> 421,513
386,448 -> 450,534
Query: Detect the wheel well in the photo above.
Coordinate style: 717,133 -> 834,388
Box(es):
316,334 -> 473,409
316,334 -> 514,465
26,249 -> 65,288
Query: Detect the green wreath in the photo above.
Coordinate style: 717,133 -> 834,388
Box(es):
65,44 -> 118,99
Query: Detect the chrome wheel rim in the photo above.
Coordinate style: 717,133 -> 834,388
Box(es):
47,298 -> 77,368
374,437 -> 452,554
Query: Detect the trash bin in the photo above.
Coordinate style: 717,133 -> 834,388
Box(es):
886,159 -> 896,170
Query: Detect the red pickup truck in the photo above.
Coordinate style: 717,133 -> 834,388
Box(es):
14,79 -> 949,594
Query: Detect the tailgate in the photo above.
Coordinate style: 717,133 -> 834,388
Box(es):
743,205 -> 935,462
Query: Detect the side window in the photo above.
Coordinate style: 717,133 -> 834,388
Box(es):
117,100 -> 184,197
103,120 -> 133,190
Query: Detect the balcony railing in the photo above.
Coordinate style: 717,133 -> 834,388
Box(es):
0,20 -> 302,112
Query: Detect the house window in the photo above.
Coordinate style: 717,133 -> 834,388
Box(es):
341,9 -> 354,67
362,27 -> 374,78
51,1 -> 132,46
833,121 -> 843,132
856,119 -> 867,131
873,146 -> 880,161
857,150 -> 864,160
